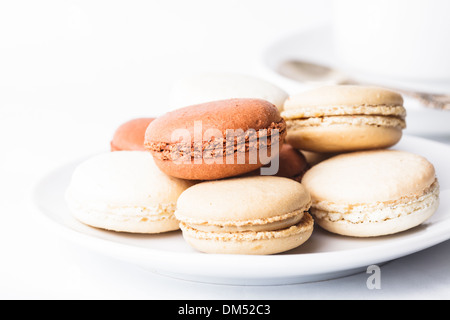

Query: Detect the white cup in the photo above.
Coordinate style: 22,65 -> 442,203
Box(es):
332,0 -> 450,82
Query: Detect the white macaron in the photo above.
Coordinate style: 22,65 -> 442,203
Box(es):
65,151 -> 195,233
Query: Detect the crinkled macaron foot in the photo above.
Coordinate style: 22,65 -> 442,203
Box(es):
175,176 -> 314,255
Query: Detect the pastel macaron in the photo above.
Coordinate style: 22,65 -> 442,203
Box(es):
111,118 -> 155,151
302,150 -> 439,237
273,144 -> 309,181
169,72 -> 288,111
65,151 -> 195,233
282,85 -> 407,153
145,98 -> 287,180
175,176 -> 314,255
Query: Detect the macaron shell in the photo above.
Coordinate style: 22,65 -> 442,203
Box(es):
111,118 -> 155,151
180,213 -> 314,255
314,198 -> 439,238
66,151 -> 194,207
286,125 -> 403,153
302,150 -> 436,205
283,85 -> 404,110
145,98 -> 283,144
65,151 -> 196,233
175,176 -> 311,223
145,98 -> 286,180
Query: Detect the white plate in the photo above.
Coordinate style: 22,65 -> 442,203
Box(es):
31,135 -> 450,286
256,25 -> 450,137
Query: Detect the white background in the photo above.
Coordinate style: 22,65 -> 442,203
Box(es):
1,0 -> 450,299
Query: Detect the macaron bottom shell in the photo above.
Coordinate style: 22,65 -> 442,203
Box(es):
179,213 -> 314,255
313,197 -> 439,238
286,124 -> 402,153
67,203 -> 181,234
310,179 -> 440,238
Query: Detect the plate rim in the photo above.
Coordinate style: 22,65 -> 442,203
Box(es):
30,135 -> 450,282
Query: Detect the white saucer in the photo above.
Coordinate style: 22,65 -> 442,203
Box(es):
31,136 -> 450,286
256,25 -> 450,137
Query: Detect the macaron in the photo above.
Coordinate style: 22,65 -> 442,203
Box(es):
282,85 -> 407,153
111,118 -> 155,151
145,98 -> 287,180
169,72 -> 289,111
302,150 -> 440,237
273,144 -> 309,181
65,151 -> 195,233
175,176 -> 314,255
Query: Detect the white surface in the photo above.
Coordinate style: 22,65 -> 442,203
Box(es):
332,0 -> 450,81
259,25 -> 450,95
2,0 -> 450,299
168,72 -> 288,111
32,136 -> 450,286
258,25 -> 450,136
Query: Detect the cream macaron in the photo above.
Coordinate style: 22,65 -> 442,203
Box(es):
175,176 -> 314,255
169,72 -> 289,111
302,150 -> 440,237
65,151 -> 195,233
282,85 -> 407,153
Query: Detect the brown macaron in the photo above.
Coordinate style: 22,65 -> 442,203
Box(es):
276,144 -> 309,181
145,99 -> 287,180
111,118 -> 155,151
244,144 -> 309,181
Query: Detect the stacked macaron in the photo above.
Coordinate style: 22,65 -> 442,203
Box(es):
175,176 -> 313,255
282,85 -> 407,153
110,118 -> 155,151
65,73 -> 440,256
144,98 -> 287,180
282,85 -> 439,237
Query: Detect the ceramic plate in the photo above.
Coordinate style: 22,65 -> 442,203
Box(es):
256,25 -> 450,137
31,135 -> 450,285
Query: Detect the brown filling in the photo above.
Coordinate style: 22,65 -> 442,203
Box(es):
146,121 -> 286,161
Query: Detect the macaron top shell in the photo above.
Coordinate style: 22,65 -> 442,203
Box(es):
169,72 -> 288,111
66,151 -> 195,208
284,85 -> 404,110
302,150 -> 436,204
175,176 -> 311,224
111,118 -> 155,151
145,98 -> 284,144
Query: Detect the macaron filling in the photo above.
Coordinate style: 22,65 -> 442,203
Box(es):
179,213 -> 314,241
311,179 -> 439,224
282,105 -> 406,131
281,104 -> 407,119
176,209 -> 306,233
146,121 -> 286,162
287,115 -> 406,129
